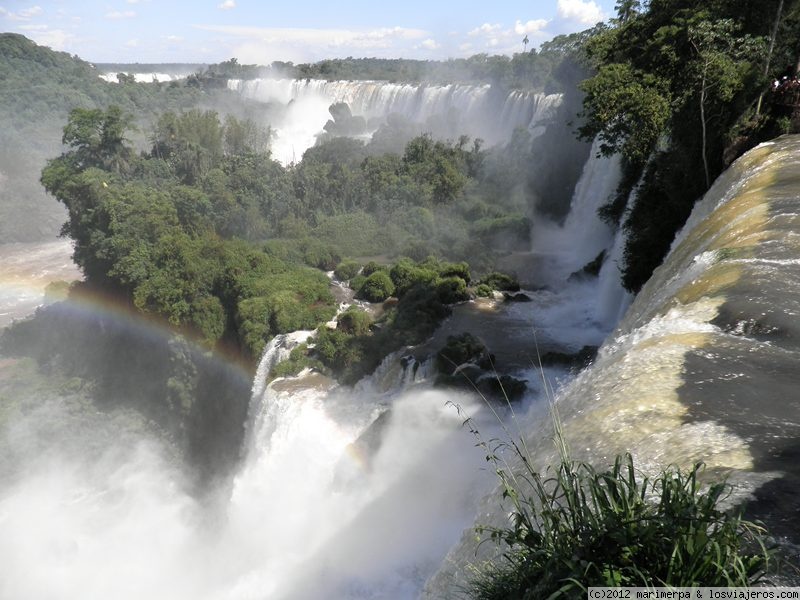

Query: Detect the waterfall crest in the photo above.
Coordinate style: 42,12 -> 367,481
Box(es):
229,78 -> 562,164
424,136 -> 800,596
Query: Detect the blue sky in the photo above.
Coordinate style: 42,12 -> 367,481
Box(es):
1,0 -> 616,64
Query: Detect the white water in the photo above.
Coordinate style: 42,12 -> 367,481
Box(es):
531,139 -> 621,284
0,135 -> 631,598
229,78 -> 562,164
99,72 -> 187,83
0,239 -> 82,328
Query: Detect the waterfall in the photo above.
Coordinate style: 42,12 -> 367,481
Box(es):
228,78 -> 562,164
0,113 -> 672,598
531,138 -> 621,283
424,137 -> 800,596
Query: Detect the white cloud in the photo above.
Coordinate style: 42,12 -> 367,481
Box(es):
218,0 -> 236,9
193,24 -> 430,62
125,38 -> 139,47
19,6 -> 42,18
4,5 -> 44,21
105,10 -> 136,20
419,38 -> 440,50
514,19 -> 549,35
468,23 -> 502,37
556,0 -> 605,25
26,28 -> 75,50
165,35 -> 184,42
18,23 -> 48,30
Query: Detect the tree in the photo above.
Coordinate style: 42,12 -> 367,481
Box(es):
614,0 -> 641,24
61,106 -> 134,173
523,34 -> 529,52
686,18 -> 763,186
578,63 -> 671,162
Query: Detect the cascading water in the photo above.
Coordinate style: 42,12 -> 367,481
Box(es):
424,137 -> 800,595
0,120 -> 632,598
228,78 -> 562,164
215,129 -> 629,598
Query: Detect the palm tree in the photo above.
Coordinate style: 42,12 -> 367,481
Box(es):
522,34 -> 529,52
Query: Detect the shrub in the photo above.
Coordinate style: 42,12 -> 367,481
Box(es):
356,271 -> 395,303
436,332 -> 490,374
361,261 -> 386,277
475,283 -> 494,297
334,259 -> 361,281
479,271 -> 520,292
389,258 -> 437,298
436,276 -> 469,304
271,344 -> 322,378
438,260 -> 471,284
338,307 -> 372,336
469,435 -> 773,598
350,273 -> 367,293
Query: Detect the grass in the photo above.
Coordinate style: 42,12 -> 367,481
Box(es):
462,401 -> 773,599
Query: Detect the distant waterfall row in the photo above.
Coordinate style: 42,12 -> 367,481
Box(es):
228,78 -> 562,164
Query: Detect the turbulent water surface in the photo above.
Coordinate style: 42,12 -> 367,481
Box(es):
0,240 -> 82,328
425,136 -> 800,596
229,78 -> 562,164
8,130 -> 800,598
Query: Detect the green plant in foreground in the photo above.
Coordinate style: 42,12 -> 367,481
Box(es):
467,411 -> 772,599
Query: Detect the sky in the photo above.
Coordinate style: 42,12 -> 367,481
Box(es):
0,0 -> 616,64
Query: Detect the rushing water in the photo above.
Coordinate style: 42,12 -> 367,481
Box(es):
0,239 -> 82,329
0,122 -> 626,597
24,120 -> 800,599
229,78 -> 562,164
425,137 -> 800,595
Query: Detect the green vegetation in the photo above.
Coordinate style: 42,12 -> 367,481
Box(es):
333,260 -> 362,281
273,256 -> 474,384
356,271 -> 396,302
575,0 -> 800,291
469,427 -> 772,597
0,33 -> 271,242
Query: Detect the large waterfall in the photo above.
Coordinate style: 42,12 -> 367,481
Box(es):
229,78 -> 562,164
8,130 -> 800,597
424,137 -> 800,595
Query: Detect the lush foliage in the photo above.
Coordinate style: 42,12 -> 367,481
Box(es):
470,447 -> 772,598
0,33 -> 260,242
577,0 -> 800,291
280,257 -> 474,384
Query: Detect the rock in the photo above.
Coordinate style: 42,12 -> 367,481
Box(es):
503,292 -> 532,302
568,250 -> 606,281
538,345 -> 598,370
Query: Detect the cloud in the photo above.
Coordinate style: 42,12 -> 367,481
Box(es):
105,10 -> 136,20
165,35 -> 184,42
465,19 -> 552,55
4,5 -> 44,21
218,0 -> 236,9
25,28 -> 75,51
418,38 -> 440,50
514,19 -> 549,35
556,0 -> 605,25
125,38 -> 139,47
193,24 -> 430,62
468,23 -> 502,37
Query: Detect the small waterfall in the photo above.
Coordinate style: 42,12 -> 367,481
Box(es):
594,174 -> 641,326
424,136 -> 800,596
228,78 -> 562,164
243,330 -> 315,456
